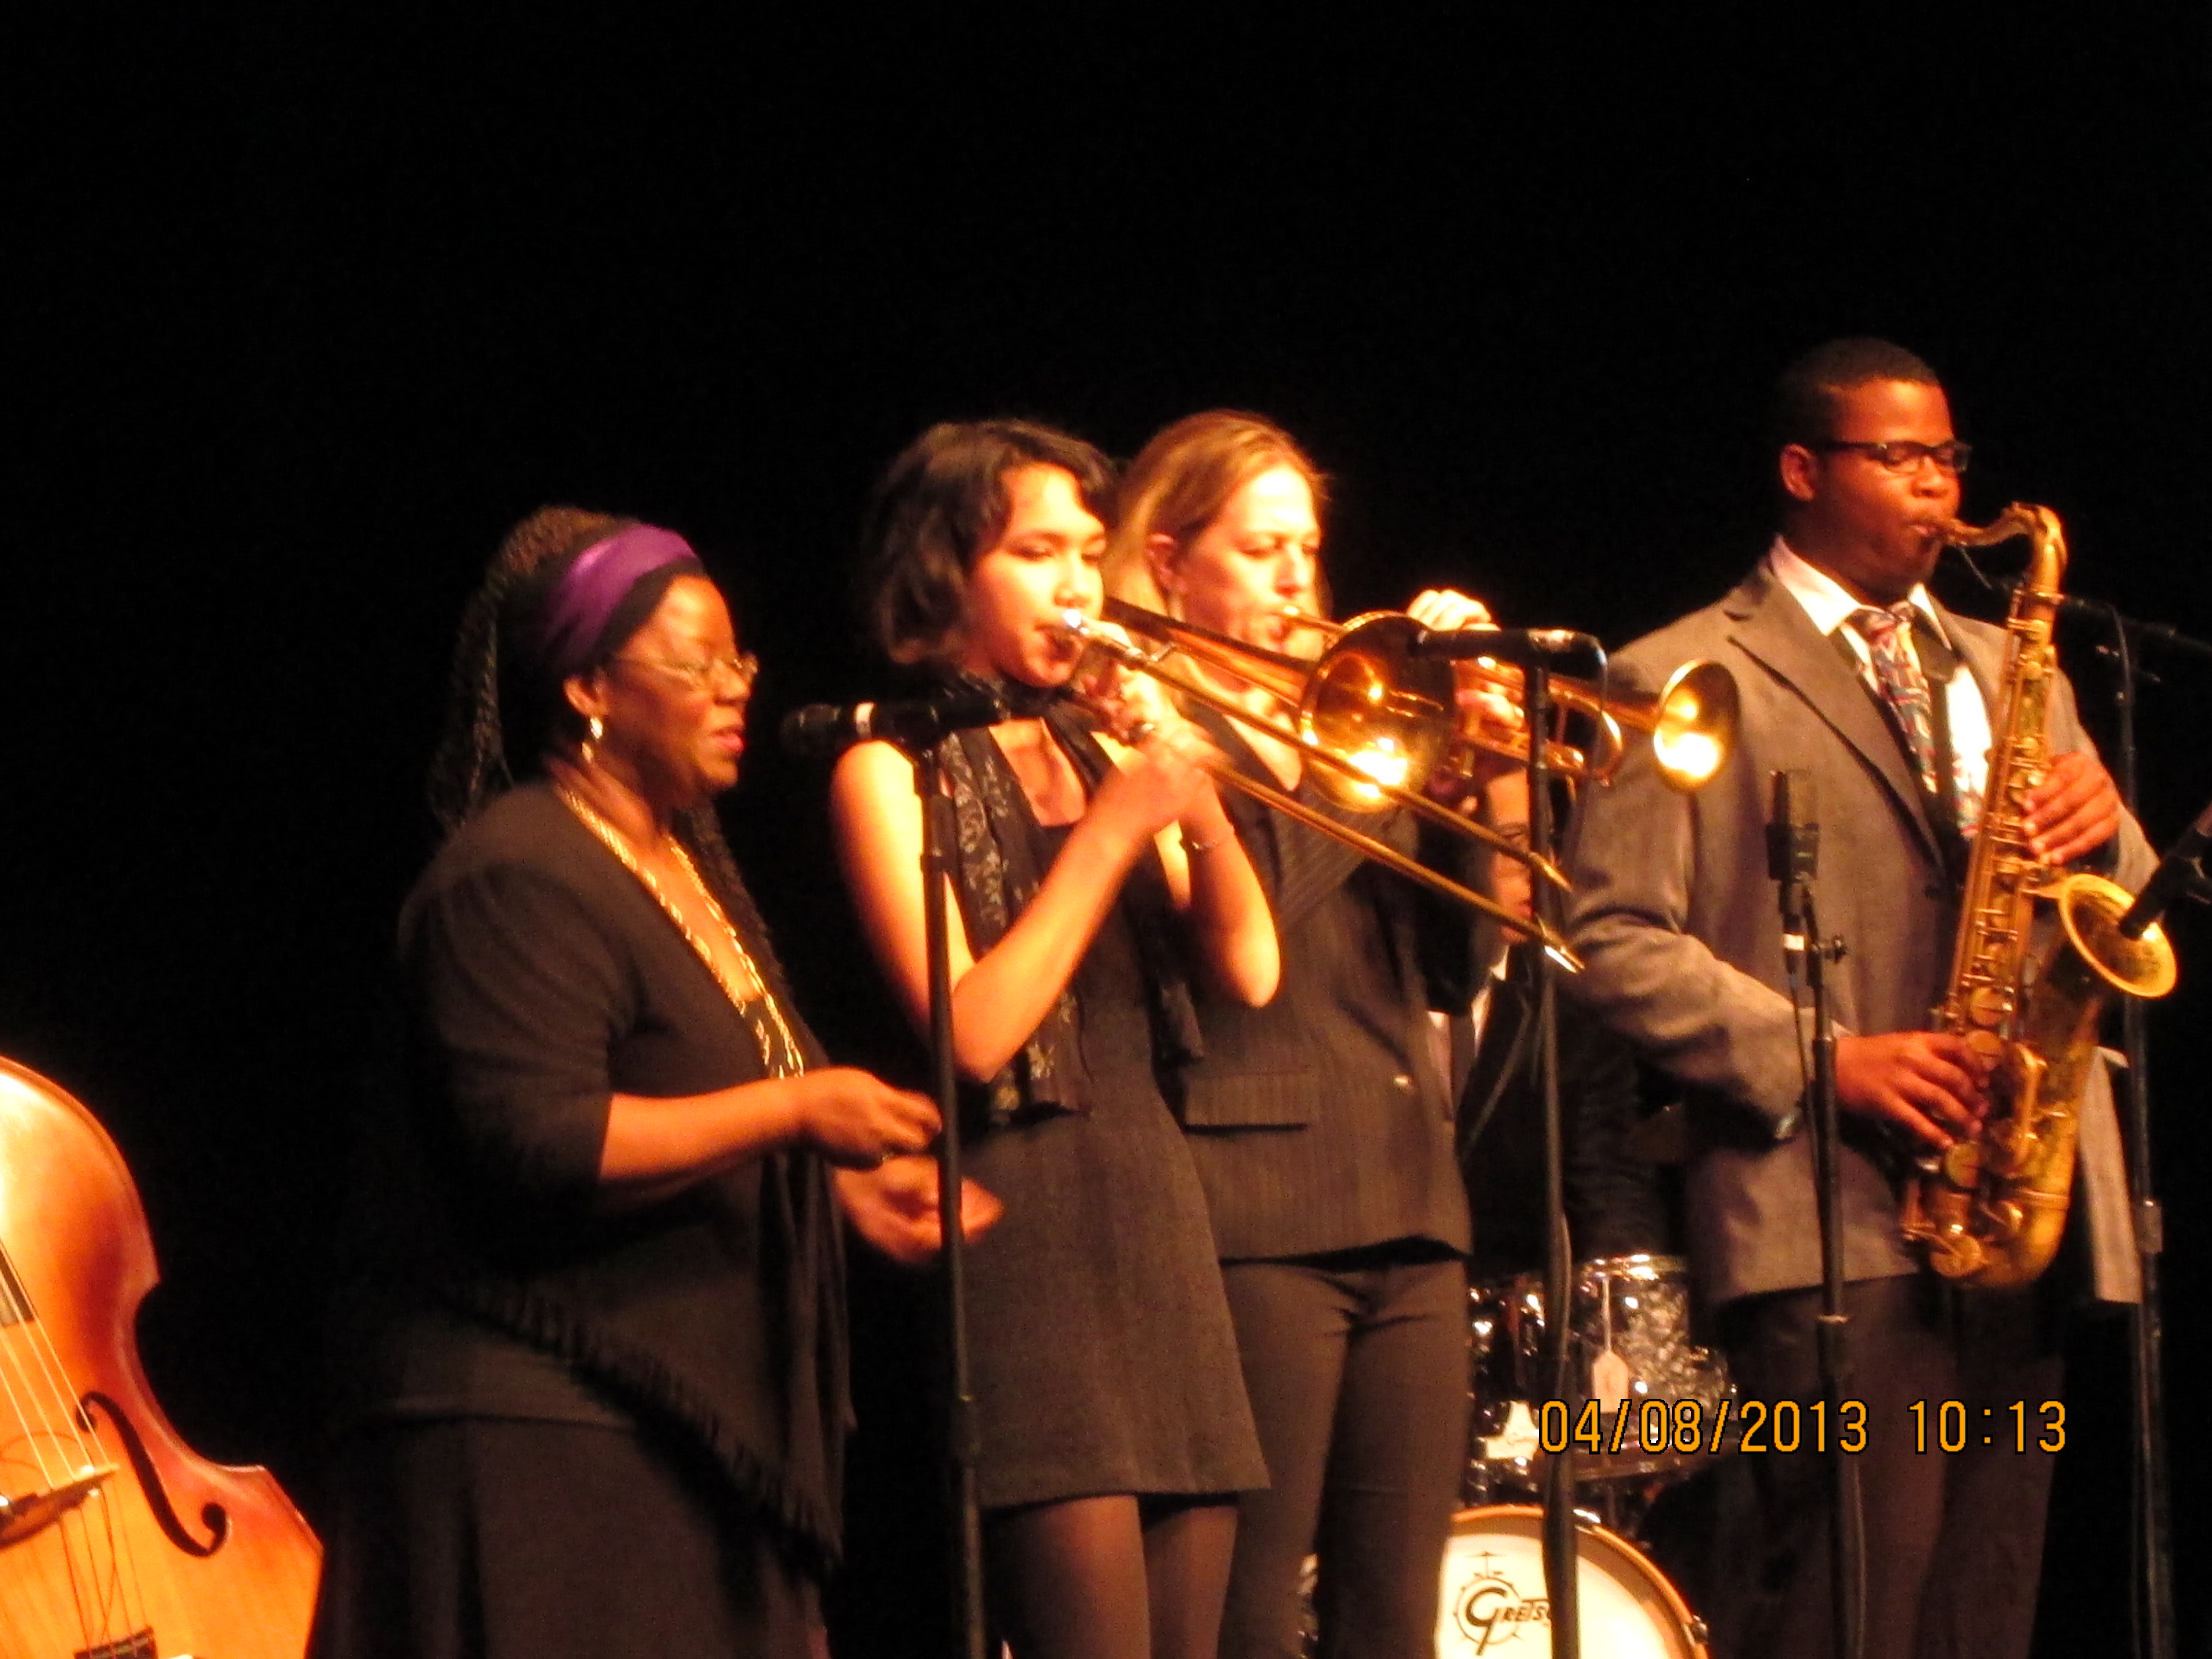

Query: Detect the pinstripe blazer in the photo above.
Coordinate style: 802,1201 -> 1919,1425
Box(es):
1166,713 -> 1474,1262
1561,560 -> 2151,1308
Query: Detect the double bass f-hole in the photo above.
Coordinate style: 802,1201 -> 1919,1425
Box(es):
0,1056 -> 320,1659
79,1393 -> 228,1558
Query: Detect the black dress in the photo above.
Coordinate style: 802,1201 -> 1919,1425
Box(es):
310,783 -> 846,1659
953,797 -> 1265,1511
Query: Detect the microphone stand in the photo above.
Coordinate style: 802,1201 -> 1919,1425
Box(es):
2097,605 -> 2176,1659
1525,662 -> 1580,1659
900,738 -> 987,1659
1957,560 -> 2205,1659
1799,913 -> 1865,1659
1768,771 -> 1863,1659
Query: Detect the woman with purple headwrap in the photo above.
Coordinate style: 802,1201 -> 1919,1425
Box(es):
310,508 -> 988,1659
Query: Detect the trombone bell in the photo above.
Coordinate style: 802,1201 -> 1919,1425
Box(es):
1297,612 -> 1457,812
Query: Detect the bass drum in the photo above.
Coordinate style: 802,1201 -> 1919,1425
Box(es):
1436,1505 -> 1707,1658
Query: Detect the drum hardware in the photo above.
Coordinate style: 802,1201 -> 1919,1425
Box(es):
1467,1254 -> 1737,1497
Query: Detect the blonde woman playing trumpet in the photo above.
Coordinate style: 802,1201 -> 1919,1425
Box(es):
1105,410 -> 1518,1659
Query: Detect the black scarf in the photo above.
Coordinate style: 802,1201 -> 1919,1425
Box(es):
934,692 -> 1204,1129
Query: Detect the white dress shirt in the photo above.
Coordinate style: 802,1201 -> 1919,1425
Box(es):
1767,537 -> 1993,812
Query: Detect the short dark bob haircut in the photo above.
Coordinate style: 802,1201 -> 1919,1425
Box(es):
858,419 -> 1116,665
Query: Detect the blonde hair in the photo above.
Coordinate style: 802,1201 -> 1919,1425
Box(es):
1103,410 -> 1328,616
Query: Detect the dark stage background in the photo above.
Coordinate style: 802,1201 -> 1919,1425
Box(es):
12,12 -> 2209,1654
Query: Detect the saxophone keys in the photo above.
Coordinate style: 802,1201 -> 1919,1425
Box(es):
1928,1227 -> 1987,1280
1939,1140 -> 1983,1190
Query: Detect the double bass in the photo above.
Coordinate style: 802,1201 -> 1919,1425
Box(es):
0,1056 -> 320,1658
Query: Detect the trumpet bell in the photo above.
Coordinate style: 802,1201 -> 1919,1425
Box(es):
1648,659 -> 1739,793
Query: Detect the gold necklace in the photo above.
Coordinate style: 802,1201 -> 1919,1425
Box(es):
555,785 -> 803,1077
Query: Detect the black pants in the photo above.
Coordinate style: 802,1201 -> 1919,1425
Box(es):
1696,1274 -> 2062,1659
1215,1251 -> 1470,1659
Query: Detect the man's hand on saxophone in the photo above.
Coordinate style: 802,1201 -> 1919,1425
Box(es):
2023,748 -> 2122,865
1833,1030 -> 1991,1152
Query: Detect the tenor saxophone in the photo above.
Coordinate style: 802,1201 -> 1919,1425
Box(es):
1900,504 -> 2176,1286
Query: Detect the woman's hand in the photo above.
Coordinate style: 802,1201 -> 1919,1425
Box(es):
1407,587 -> 1493,634
1074,625 -> 1180,746
1088,720 -> 1220,848
835,1157 -> 1005,1265
789,1068 -> 940,1168
1405,587 -> 1524,798
1085,659 -> 1245,851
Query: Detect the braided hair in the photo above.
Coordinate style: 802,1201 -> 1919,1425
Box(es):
423,507 -> 804,1021
428,505 -> 630,835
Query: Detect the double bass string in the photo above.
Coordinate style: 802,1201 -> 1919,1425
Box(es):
0,1238 -> 67,1491
0,1234 -> 148,1645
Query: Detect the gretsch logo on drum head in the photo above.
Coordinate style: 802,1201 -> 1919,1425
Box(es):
1452,1549 -> 1549,1650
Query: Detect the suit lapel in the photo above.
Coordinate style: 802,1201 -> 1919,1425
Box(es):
1723,564 -> 1944,863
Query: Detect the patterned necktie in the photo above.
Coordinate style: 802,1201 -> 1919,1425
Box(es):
1848,603 -> 1942,801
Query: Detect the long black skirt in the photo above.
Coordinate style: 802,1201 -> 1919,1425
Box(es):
309,1417 -> 823,1659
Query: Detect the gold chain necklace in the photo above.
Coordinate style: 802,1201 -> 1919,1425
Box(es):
555,785 -> 803,1077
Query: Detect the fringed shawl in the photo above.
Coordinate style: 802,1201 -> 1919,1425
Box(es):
379,787 -> 851,1574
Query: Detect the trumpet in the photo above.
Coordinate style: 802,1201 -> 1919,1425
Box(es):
1277,607 -> 1738,794
1058,607 -> 1584,968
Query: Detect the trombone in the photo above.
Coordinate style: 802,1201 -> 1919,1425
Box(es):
1059,607 -> 1584,967
1278,607 -> 1738,795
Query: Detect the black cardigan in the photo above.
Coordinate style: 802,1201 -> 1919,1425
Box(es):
340,784 -> 848,1570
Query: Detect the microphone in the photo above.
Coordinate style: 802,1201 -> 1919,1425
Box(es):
2117,797 -> 2212,939
779,682 -> 1010,757
1407,626 -> 1601,663
1766,769 -> 1820,957
1990,577 -> 2212,660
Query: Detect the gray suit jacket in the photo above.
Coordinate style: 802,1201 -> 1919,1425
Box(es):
1561,560 -> 2151,1307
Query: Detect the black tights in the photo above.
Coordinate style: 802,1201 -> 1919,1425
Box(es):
986,1494 -> 1239,1659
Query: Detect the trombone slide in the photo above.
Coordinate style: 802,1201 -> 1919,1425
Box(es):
1060,609 -> 1582,965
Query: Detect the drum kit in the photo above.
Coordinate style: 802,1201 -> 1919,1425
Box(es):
1448,1252 -> 1730,1656
1298,1253 -> 1733,1655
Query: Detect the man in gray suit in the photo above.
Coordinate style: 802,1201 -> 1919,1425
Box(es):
1562,337 -> 2149,1658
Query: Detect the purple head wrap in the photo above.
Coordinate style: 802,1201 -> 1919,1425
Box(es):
531,524 -> 702,686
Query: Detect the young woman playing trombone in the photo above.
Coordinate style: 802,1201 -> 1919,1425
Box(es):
830,420 -> 1278,1659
